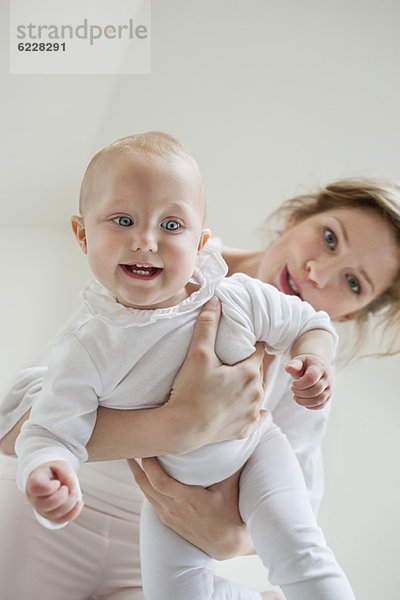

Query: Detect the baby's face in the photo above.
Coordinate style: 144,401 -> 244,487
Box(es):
73,151 -> 208,309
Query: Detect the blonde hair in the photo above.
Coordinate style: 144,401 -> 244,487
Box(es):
79,131 -> 204,216
268,178 -> 400,359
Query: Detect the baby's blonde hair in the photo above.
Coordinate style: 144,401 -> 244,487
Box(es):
268,178 -> 400,359
79,131 -> 205,217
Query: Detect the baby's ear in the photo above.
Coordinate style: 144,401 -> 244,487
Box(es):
71,216 -> 88,254
198,229 -> 211,251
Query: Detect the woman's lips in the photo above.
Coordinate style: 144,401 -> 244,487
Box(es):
120,264 -> 163,280
279,267 -> 303,299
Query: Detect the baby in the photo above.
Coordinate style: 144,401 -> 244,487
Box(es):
16,132 -> 355,600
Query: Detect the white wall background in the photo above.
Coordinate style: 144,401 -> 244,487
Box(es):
1,1 -> 400,598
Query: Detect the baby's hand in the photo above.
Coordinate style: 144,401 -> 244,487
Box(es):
25,460 -> 83,524
285,354 -> 332,410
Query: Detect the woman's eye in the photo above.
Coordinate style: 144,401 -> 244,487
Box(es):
113,216 -> 133,227
347,275 -> 361,294
323,228 -> 337,249
161,219 -> 181,231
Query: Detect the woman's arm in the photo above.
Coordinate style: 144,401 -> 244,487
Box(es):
0,410 -> 31,455
1,298 -> 266,461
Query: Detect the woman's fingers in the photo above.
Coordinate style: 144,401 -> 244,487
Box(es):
207,467 -> 241,495
127,459 -> 160,500
127,460 -> 168,518
237,341 -> 264,372
128,458 -> 200,530
238,343 -> 266,403
184,296 -> 222,369
128,458 -> 181,502
140,457 -> 188,497
222,342 -> 266,439
168,301 -> 266,446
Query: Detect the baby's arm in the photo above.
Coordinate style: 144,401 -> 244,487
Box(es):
285,328 -> 335,409
26,460 -> 83,525
2,299 -> 266,461
15,334 -> 101,517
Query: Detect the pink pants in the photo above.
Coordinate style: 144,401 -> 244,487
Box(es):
0,470 -> 143,600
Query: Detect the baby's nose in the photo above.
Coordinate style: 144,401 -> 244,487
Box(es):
131,228 -> 158,253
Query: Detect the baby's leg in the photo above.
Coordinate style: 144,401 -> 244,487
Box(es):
140,499 -> 263,600
239,424 -> 355,600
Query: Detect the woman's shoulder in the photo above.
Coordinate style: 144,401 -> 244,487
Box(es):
222,246 -> 263,278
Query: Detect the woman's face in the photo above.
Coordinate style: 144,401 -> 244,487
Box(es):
258,207 -> 400,321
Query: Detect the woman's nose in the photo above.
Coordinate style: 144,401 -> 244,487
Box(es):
131,227 -> 158,253
306,259 -> 332,288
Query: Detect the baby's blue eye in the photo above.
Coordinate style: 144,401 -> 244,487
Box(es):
347,275 -> 361,294
161,219 -> 181,231
323,228 -> 337,249
113,216 -> 133,227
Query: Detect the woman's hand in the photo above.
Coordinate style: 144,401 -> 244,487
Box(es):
128,457 -> 255,560
164,296 -> 267,453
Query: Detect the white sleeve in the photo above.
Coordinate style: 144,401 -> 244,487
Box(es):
260,285 -> 336,355
0,305 -> 90,440
231,275 -> 337,355
15,333 -> 102,493
0,366 -> 48,440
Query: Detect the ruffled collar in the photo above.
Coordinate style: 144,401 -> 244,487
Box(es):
80,245 -> 228,327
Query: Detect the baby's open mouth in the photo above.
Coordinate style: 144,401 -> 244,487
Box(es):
121,264 -> 163,279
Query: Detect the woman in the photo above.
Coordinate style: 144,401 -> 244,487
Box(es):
1,177 -> 400,599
